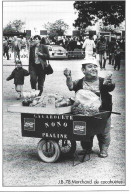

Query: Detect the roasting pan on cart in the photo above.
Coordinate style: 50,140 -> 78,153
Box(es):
8,104 -> 120,164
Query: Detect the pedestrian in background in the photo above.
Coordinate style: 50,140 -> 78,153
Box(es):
68,37 -> 77,51
108,37 -> 116,66
120,38 -> 125,51
96,35 -> 107,70
29,35 -> 50,96
64,37 -> 70,50
6,59 -> 29,100
82,35 -> 96,60
114,45 -> 121,71
3,37 -> 9,60
12,36 -> 21,62
76,37 -> 82,49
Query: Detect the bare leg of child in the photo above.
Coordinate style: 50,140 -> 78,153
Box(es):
15,85 -> 23,100
16,92 -> 21,100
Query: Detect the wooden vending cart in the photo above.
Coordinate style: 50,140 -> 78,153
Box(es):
8,104 -> 112,163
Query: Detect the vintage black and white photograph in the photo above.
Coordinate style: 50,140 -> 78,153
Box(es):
2,0 -> 127,191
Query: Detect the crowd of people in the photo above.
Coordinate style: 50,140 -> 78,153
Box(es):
3,36 -> 28,62
3,34 -> 125,70
82,34 -> 125,71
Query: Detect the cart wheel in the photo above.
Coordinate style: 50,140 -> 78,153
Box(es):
58,140 -> 76,156
37,139 -> 60,163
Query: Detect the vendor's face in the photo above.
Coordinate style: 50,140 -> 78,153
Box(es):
82,63 -> 98,78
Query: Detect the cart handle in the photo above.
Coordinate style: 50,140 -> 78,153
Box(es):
111,112 -> 121,115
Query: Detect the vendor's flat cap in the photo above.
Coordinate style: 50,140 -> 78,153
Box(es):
81,57 -> 97,66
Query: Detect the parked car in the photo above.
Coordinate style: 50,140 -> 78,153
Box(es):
47,45 -> 68,59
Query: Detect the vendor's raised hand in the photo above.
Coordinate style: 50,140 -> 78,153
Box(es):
64,68 -> 71,77
103,72 -> 113,85
103,78 -> 113,85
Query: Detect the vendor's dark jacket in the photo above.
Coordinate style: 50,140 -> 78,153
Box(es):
6,67 -> 29,85
29,43 -> 50,72
70,77 -> 115,112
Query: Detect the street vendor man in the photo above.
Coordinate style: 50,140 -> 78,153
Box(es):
63,58 -> 115,158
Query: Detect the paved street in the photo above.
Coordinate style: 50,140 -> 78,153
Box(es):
3,57 -> 125,187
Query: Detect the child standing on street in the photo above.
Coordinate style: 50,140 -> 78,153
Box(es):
6,59 -> 29,99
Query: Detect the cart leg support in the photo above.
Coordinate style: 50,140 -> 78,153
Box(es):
73,150 -> 90,166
